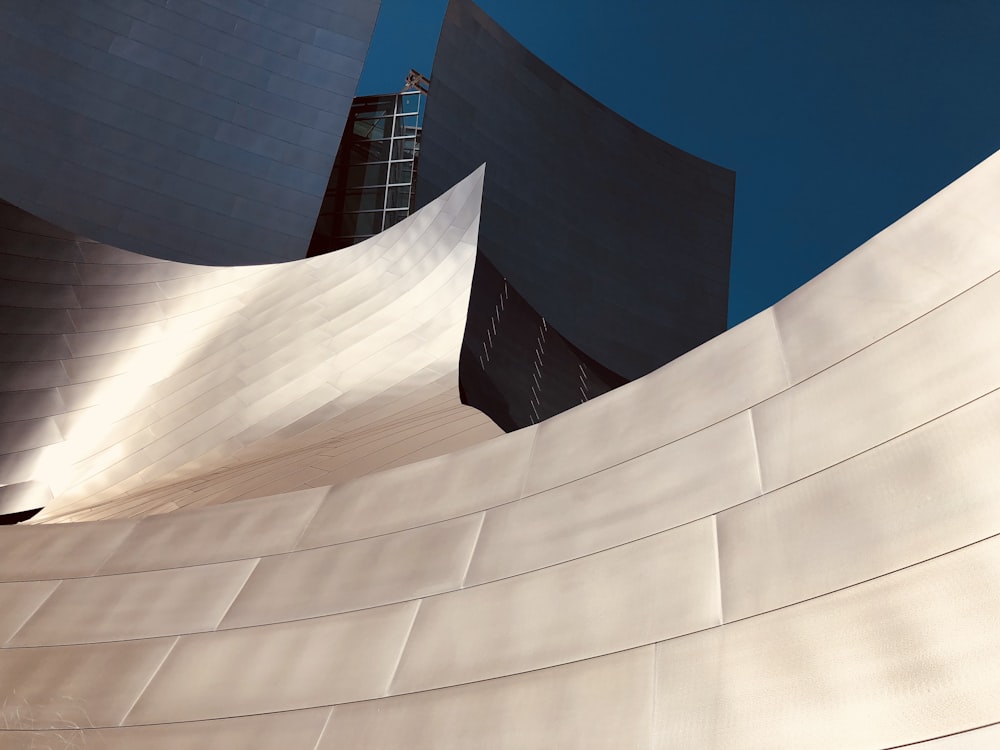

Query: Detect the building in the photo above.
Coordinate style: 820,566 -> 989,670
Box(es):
1,0 -> 1000,748
0,0 -> 381,265
307,75 -> 427,255
417,0 -> 734,430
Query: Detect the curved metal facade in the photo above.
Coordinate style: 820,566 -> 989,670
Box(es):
416,0 -> 735,429
0,167 -> 498,522
0,146 -> 999,746
0,0 -> 380,265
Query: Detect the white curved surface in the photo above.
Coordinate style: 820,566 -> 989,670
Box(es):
0,151 -> 1000,749
0,165 -> 499,521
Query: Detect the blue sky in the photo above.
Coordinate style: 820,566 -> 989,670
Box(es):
358,1 -> 1000,326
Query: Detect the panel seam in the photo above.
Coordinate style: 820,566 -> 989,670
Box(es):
458,511 -> 487,588
117,635 -> 179,727
383,599 -> 421,697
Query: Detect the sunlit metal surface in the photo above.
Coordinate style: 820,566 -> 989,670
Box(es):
0,166 -> 499,522
1,149 -> 1000,748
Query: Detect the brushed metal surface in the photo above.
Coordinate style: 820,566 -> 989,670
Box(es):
0,1 -> 380,264
322,646 -> 655,750
775,150 -> 1000,384
220,513 -> 482,628
0,580 -> 59,645
0,520 -> 135,582
754,268 -> 1000,492
520,309 -> 786,496
391,518 -> 720,694
296,426 -> 535,548
0,636 -> 176,729
0,166 -> 493,521
96,489 -> 325,574
654,536 -> 1000,749
900,724 -> 1000,748
466,412 -> 758,584
9,559 -> 257,646
124,601 -> 418,724
0,708 -> 333,749
720,387 -> 1000,621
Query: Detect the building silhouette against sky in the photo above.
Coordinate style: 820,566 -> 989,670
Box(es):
0,1 -> 1000,748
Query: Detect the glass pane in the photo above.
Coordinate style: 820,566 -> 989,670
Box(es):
352,117 -> 391,140
394,115 -> 419,137
343,188 -> 385,212
401,92 -> 421,113
388,161 -> 413,184
392,138 -> 416,160
386,185 -> 411,209
345,162 -> 388,189
348,138 -> 391,163
384,210 -> 409,229
351,96 -> 397,119
339,211 -> 383,236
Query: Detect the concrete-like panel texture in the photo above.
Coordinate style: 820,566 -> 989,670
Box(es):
0,136 -> 999,747
0,0 -> 380,265
417,0 -> 735,429
0,167 -> 500,522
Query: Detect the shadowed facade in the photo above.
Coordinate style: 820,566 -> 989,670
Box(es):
0,0 -> 380,265
416,0 -> 735,429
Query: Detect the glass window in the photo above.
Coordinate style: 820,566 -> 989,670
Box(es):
386,185 -> 411,209
401,93 -> 421,114
343,188 -> 385,212
348,138 -> 391,163
338,211 -> 383,237
352,117 -> 391,140
394,115 -> 419,137
392,138 -> 416,160
384,210 -> 409,229
388,161 -> 413,184
345,162 -> 388,189
351,96 -> 397,119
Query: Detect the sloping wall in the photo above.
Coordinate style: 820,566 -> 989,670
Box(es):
0,0 -> 380,265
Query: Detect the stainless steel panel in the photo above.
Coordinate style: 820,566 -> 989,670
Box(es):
124,601 -> 419,724
467,412 -> 758,585
521,309 -> 787,496
0,637 -> 176,729
74,281 -> 165,308
9,167 -> 492,520
0,415 -> 62,453
220,514 -> 483,629
296,426 -> 535,548
0,479 -> 52,516
97,488 -> 325,574
0,387 -> 66,423
653,536 -> 1000,750
755,271 -> 1000,491
64,324 -> 165,358
0,708 -> 333,749
68,301 -> 167,332
0,520 -> 135,582
10,559 -> 257,646
899,724 -> 1000,748
391,518 -> 720,694
720,387 -> 1000,621
0,579 -> 59,645
321,646 -> 655,750
775,151 -> 1000,384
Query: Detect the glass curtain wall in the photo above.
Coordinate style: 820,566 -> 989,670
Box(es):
308,89 -> 425,255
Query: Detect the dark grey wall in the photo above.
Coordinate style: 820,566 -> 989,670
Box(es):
0,0 -> 380,265
418,0 -> 735,386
